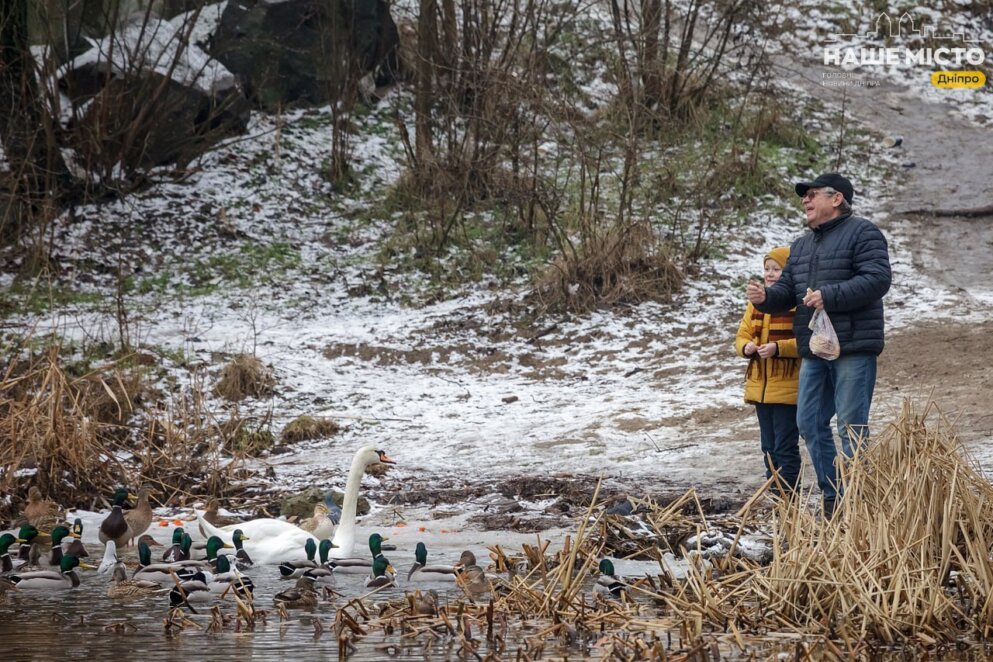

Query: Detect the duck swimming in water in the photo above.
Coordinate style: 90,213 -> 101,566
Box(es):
99,488 -> 136,548
454,551 -> 490,598
274,574 -> 318,609
278,538 -> 319,578
407,542 -> 458,582
365,554 -> 397,589
9,554 -> 89,590
594,559 -> 628,599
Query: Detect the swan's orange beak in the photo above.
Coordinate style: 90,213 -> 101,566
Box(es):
377,451 -> 396,464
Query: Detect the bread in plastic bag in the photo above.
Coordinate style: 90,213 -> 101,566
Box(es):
808,308 -> 840,360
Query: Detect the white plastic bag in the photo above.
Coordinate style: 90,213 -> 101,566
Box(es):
808,308 -> 840,360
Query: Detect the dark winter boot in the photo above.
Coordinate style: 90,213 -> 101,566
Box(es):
822,497 -> 837,521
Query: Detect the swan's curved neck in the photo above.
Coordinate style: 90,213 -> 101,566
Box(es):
331,452 -> 367,555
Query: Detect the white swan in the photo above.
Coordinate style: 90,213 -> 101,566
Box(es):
196,446 -> 394,564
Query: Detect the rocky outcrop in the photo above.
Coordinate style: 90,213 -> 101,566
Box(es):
208,0 -> 399,110
57,13 -> 250,171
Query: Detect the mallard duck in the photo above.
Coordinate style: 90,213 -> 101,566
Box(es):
163,528 -> 186,562
327,533 -> 387,574
99,488 -> 136,548
11,525 -> 44,571
134,539 -> 209,584
299,540 -> 337,583
278,538 -> 318,578
9,554 -> 89,590
168,571 -> 213,606
273,574 -> 318,609
454,551 -> 489,598
202,498 -> 242,530
408,588 -> 439,616
407,542 -> 458,582
105,546 -> 169,600
70,518 -> 84,539
299,502 -> 334,540
0,533 -> 18,573
136,534 -> 160,550
365,554 -> 396,589
123,484 -> 154,545
231,529 -> 252,568
23,486 -> 62,531
209,554 -> 254,597
594,559 -> 627,598
196,446 -> 395,564
25,525 -> 73,570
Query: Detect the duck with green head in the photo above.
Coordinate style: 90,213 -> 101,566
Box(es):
274,574 -> 318,609
25,525 -> 72,570
594,559 -> 627,598
163,528 -> 185,563
0,533 -> 18,573
209,554 -> 254,597
407,542 -> 458,582
99,488 -> 137,548
231,529 -> 252,569
104,544 -> 169,600
12,525 -> 43,571
327,533 -> 387,574
134,538 -> 208,584
299,540 -> 337,583
202,536 -> 234,570
168,570 -> 212,607
278,538 -> 318,578
10,554 -> 89,590
365,554 -> 396,588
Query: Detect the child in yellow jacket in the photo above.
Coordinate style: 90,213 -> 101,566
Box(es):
734,246 -> 801,494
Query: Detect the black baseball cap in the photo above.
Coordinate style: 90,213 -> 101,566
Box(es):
795,173 -> 854,204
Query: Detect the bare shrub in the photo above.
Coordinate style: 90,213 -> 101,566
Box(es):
534,220 -> 682,312
214,353 -> 276,402
281,415 -> 341,444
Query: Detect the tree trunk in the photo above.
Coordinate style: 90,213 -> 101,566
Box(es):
0,0 -> 72,239
414,0 -> 436,165
641,0 -> 662,107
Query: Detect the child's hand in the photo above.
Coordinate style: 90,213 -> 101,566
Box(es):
743,342 -> 758,356
757,343 -> 778,358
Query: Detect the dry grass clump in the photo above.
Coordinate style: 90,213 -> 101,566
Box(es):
214,354 -> 276,402
280,415 -> 340,444
533,221 -> 683,313
0,349 -> 138,513
656,399 -> 993,649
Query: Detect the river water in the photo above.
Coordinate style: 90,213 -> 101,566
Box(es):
0,567 -> 524,660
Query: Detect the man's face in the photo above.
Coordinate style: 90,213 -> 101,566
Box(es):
802,188 -> 842,227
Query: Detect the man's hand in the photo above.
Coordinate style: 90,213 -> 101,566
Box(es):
743,342 -> 758,356
746,280 -> 766,305
803,288 -> 824,310
756,342 -> 778,358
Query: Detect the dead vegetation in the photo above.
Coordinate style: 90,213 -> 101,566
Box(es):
0,343 -> 278,522
214,353 -> 276,402
281,415 -> 340,443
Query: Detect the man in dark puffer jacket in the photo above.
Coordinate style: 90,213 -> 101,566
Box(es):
746,173 -> 891,519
